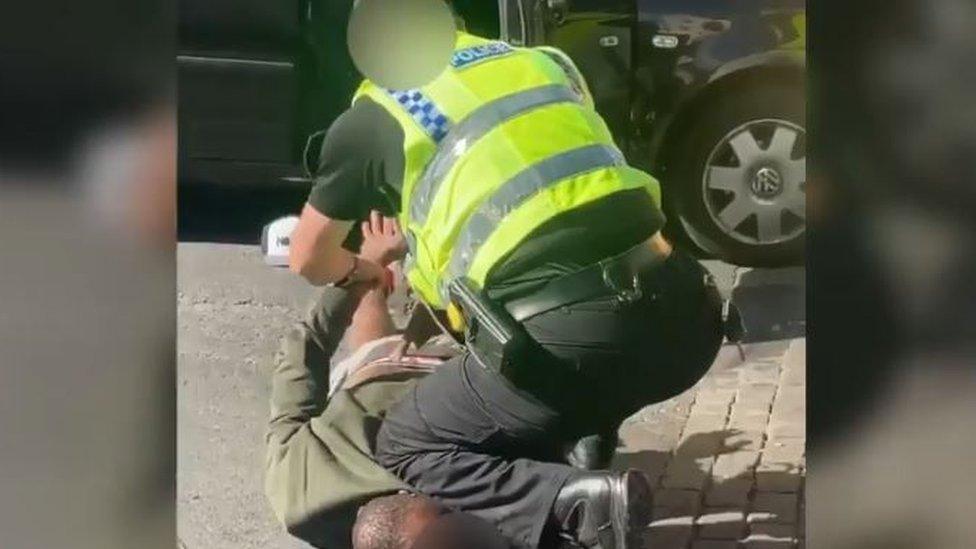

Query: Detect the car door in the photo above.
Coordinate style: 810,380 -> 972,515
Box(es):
178,0 -> 302,181
525,0 -> 636,149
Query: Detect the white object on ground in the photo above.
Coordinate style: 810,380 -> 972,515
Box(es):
261,215 -> 300,267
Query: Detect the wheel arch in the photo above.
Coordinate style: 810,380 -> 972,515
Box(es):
652,61 -> 805,184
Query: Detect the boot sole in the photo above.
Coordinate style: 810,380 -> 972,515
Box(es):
610,470 -> 654,549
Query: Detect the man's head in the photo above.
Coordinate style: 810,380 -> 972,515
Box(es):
352,494 -> 443,549
352,494 -> 510,549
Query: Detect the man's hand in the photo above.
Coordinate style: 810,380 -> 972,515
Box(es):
359,210 -> 407,268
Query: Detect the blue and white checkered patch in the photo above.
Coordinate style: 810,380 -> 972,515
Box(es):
450,41 -> 515,70
387,89 -> 452,143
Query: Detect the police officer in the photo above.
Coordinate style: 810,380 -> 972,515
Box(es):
288,5 -> 723,548
269,214 -> 652,549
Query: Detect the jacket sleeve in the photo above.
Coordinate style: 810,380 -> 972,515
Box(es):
265,287 -> 360,536
266,287 -> 360,445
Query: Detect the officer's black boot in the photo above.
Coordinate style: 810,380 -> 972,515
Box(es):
564,433 -> 618,470
551,469 -> 653,549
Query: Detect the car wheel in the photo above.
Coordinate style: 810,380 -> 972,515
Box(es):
670,83 -> 805,266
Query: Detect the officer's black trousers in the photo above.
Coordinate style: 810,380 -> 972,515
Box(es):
375,250 -> 724,548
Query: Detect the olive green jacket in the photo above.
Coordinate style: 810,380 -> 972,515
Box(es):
265,288 -> 425,549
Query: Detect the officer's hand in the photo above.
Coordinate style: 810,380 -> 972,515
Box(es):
359,210 -> 407,267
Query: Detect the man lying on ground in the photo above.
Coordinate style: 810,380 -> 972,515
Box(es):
264,215 -> 653,549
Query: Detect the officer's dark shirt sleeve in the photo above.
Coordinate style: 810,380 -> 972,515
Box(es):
307,99 -> 405,221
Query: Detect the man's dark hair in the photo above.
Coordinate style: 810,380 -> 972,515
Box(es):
352,494 -> 436,549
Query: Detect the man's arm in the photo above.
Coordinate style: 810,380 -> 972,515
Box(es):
348,286 -> 397,351
265,283 -> 376,541
346,211 -> 406,349
266,215 -> 407,540
271,212 -> 406,441
267,284 -> 367,445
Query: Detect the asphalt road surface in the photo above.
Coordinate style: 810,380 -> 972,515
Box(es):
177,188 -> 804,549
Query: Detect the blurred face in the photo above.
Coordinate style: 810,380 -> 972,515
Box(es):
347,0 -> 457,89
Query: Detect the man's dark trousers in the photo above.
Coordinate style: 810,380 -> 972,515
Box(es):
375,250 -> 724,548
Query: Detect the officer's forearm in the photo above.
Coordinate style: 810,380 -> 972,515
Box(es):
288,204 -> 355,285
292,248 -> 357,286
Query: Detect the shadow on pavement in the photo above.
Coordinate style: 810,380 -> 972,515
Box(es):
731,267 -> 805,343
613,429 -> 804,544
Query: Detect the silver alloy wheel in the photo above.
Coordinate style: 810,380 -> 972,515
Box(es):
702,119 -> 806,245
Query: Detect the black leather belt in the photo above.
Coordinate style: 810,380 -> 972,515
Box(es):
504,239 -> 671,322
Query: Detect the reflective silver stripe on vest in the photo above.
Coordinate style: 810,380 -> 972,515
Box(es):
403,230 -> 419,273
537,48 -> 587,102
410,84 -> 580,226
444,143 -> 626,296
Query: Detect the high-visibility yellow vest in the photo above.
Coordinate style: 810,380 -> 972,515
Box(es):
353,32 -> 662,309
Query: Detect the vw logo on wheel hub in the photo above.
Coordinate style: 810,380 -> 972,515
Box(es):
751,166 -> 783,199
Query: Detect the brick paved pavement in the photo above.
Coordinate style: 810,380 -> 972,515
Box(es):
614,338 -> 806,549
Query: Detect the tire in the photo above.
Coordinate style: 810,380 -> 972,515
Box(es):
669,83 -> 806,267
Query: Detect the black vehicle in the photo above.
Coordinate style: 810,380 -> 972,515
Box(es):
179,0 -> 805,265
